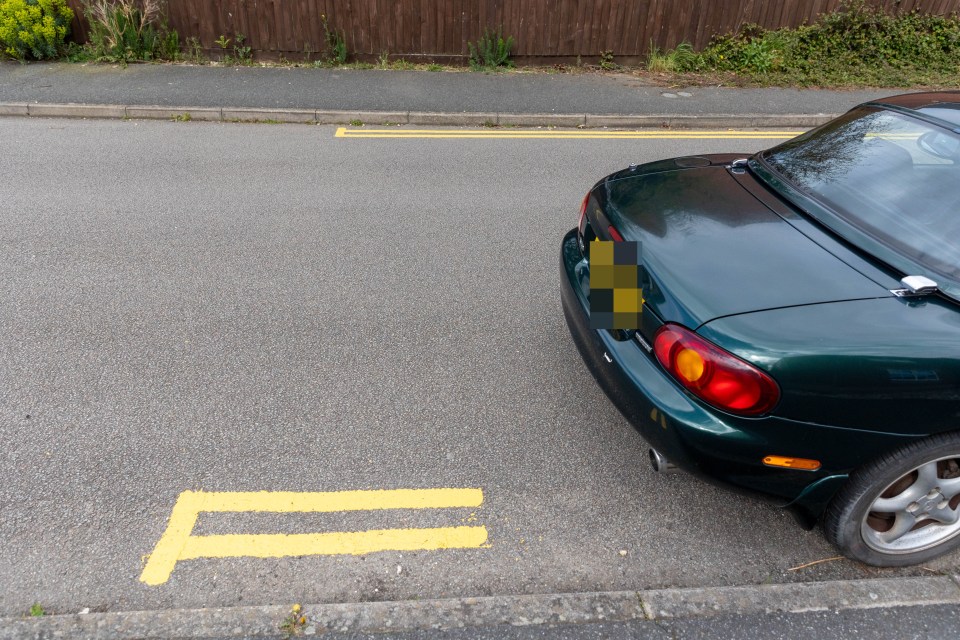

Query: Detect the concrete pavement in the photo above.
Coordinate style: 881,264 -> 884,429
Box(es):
0,62 -> 905,127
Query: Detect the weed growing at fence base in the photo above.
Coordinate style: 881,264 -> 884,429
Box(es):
372,52 -> 421,70
468,27 -> 514,70
599,50 -> 617,70
668,0 -> 960,87
214,33 -> 253,65
322,14 -> 347,64
82,0 -> 180,63
183,36 -> 203,62
646,42 -> 696,73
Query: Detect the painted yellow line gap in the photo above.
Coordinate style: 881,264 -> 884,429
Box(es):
140,489 -> 487,586
335,126 -> 806,140
180,527 -> 488,559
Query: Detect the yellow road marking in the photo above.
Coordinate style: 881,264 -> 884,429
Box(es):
180,527 -> 489,559
140,489 -> 486,586
140,491 -> 204,586
335,127 -> 805,140
182,488 -> 484,512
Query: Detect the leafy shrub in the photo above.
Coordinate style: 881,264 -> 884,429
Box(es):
674,0 -> 960,86
0,0 -> 73,59
468,27 -> 514,70
83,0 -> 179,62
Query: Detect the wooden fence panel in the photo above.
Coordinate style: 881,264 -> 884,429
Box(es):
62,0 -> 960,60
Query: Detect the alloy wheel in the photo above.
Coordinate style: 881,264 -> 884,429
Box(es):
861,456 -> 960,554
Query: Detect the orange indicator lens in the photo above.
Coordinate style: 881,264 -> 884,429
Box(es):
762,456 -> 821,471
675,348 -> 705,382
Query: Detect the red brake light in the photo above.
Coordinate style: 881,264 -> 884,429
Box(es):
653,324 -> 780,416
607,225 -> 624,242
578,193 -> 589,233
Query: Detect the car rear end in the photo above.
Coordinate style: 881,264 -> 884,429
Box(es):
560,158 -> 918,527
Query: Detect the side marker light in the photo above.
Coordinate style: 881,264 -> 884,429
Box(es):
763,456 -> 821,471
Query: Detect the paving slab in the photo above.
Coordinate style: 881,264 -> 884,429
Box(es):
123,105 -> 222,121
26,103 -> 125,118
0,102 -> 27,115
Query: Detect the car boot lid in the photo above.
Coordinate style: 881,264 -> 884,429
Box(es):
594,160 -> 892,329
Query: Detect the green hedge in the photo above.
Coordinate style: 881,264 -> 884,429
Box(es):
680,0 -> 960,86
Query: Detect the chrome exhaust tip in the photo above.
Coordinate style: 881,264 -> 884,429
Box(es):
649,448 -> 679,474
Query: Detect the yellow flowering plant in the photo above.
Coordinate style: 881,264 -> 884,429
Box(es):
0,0 -> 73,59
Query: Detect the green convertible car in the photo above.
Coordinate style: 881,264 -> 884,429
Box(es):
560,92 -> 960,567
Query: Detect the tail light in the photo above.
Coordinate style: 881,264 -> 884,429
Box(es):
654,324 -> 780,416
577,192 -> 589,235
578,191 -> 623,242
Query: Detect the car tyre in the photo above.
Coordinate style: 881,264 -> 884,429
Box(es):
823,431 -> 960,567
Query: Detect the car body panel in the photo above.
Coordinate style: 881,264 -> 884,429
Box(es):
592,162 -> 891,330
727,167 -> 904,292
699,297 -> 960,432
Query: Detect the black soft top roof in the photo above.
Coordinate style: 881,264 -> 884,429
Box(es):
867,91 -> 960,127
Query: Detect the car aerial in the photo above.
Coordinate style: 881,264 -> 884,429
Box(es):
560,91 -> 960,567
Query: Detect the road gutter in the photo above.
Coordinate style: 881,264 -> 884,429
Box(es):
2,576 -> 958,639
0,102 -> 835,129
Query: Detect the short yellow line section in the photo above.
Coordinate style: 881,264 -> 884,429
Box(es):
180,527 -> 488,559
335,127 -> 805,140
140,489 -> 486,586
194,488 -> 484,512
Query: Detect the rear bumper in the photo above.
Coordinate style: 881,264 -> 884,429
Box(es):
559,228 -> 916,525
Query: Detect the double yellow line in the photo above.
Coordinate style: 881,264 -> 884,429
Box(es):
335,127 -> 805,140
141,488 -> 487,585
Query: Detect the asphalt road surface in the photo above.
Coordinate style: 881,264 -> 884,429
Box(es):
2,117 -> 957,616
